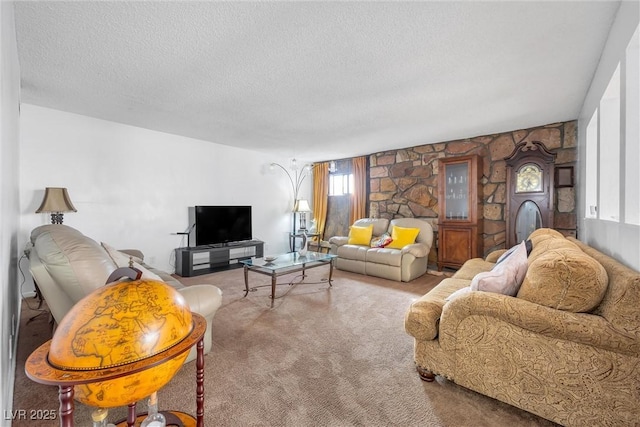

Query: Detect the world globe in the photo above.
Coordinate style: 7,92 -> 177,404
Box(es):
48,279 -> 193,408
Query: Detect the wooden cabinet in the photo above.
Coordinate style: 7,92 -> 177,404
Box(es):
437,154 -> 483,270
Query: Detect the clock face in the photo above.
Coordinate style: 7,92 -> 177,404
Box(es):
516,164 -> 543,193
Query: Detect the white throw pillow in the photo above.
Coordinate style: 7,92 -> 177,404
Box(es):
470,240 -> 529,296
101,242 -> 163,282
445,286 -> 472,302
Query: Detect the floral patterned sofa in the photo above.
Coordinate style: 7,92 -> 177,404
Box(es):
404,228 -> 640,426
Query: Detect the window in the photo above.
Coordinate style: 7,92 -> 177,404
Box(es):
329,173 -> 354,196
585,109 -> 598,218
599,63 -> 621,222
625,24 -> 639,225
583,23 -> 639,229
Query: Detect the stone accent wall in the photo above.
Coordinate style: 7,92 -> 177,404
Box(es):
368,121 -> 577,256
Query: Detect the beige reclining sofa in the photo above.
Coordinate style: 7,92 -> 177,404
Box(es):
26,224 -> 223,362
329,217 -> 434,282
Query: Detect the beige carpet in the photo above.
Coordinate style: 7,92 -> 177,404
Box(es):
13,267 -> 557,426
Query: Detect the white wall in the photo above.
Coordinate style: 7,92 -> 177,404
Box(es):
19,104 -> 311,292
0,0 -> 22,418
577,0 -> 640,270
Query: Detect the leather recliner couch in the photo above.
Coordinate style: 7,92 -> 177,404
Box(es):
329,217 -> 434,282
26,224 -> 223,362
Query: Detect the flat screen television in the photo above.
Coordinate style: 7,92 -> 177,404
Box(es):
194,205 -> 252,246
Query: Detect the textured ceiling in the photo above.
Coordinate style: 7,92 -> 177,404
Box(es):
14,1 -> 620,162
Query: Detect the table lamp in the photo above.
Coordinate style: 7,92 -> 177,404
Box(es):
35,187 -> 77,224
293,199 -> 311,231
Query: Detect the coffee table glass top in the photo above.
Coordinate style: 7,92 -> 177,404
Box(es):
240,251 -> 336,271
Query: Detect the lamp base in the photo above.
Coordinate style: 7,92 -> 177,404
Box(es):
50,213 -> 64,224
299,213 -> 307,230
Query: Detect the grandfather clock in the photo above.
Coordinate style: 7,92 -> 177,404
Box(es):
504,141 -> 556,247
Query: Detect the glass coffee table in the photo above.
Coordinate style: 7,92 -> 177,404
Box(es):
240,251 -> 337,299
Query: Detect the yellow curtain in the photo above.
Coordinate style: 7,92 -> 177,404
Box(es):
312,162 -> 329,239
350,156 -> 367,225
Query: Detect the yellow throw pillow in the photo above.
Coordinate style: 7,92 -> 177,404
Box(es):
348,225 -> 374,245
387,226 -> 420,249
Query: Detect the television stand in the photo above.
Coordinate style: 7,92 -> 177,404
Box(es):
175,240 -> 264,277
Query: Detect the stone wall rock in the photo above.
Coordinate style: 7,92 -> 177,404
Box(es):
366,121 -> 577,257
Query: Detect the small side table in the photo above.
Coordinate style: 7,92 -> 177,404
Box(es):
25,313 -> 207,427
308,239 -> 331,254
289,232 -> 320,252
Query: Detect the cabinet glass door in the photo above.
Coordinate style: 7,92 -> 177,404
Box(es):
443,162 -> 469,220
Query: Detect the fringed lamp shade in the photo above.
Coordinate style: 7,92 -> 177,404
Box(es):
35,187 -> 77,224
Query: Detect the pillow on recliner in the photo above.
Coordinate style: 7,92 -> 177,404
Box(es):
370,232 -> 393,248
387,226 -> 420,249
347,225 -> 374,245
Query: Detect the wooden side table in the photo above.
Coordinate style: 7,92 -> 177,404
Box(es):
289,232 -> 320,252
25,313 -> 207,427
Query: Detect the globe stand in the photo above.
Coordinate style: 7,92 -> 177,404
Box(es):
25,314 -> 207,427
115,410 -> 194,426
